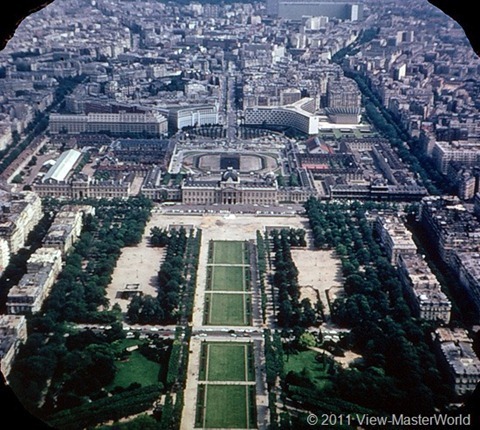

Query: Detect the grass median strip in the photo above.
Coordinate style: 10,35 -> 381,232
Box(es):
212,241 -> 245,265
206,293 -> 248,326
210,265 -> 246,291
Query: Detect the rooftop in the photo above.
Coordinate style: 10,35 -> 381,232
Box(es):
42,149 -> 82,183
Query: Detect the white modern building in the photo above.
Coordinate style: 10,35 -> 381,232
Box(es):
432,141 -> 480,174
266,0 -> 364,21
244,98 -> 319,135
167,104 -> 219,131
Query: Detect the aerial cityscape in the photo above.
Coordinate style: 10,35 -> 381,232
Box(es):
0,0 -> 480,428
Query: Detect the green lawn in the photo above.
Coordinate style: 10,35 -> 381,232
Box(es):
207,293 -> 248,326
204,343 -> 252,381
108,345 -> 161,390
210,266 -> 245,291
284,349 -> 333,389
212,241 -> 245,265
204,385 -> 249,429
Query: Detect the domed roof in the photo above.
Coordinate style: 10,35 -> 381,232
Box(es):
221,167 -> 239,182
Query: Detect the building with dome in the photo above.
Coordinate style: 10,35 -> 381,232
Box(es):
181,167 -> 280,205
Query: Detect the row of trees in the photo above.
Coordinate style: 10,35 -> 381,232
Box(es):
346,70 -> 455,195
264,329 -> 284,430
178,230 -> 201,324
270,229 -> 320,329
48,385 -> 163,430
128,227 -> 201,326
0,76 -> 84,174
256,231 -> 268,323
304,198 -> 453,415
331,25 -> 456,196
9,196 -> 153,417
127,228 -> 188,324
44,197 -> 152,324
150,226 -> 169,247
160,327 -> 191,429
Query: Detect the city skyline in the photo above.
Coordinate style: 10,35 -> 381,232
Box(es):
1,1 -> 480,429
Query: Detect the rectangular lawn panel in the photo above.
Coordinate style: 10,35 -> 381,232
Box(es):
206,343 -> 247,381
210,266 -> 245,291
207,293 -> 248,326
212,241 -> 245,265
204,385 -> 249,429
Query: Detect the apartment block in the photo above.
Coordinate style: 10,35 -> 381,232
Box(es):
0,191 -> 43,254
397,253 -> 451,324
375,215 -> 417,265
6,248 -> 62,315
433,328 -> 480,396
419,195 -> 480,265
43,205 -> 93,256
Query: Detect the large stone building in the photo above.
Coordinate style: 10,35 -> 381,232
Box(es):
43,205 -> 94,256
374,213 -> 451,323
433,328 -> 480,397
34,173 -> 133,199
325,76 -> 362,124
0,190 -> 43,255
140,166 -> 182,201
432,141 -> 480,175
110,139 -> 173,166
419,195 -> 480,321
397,254 -> 451,324
450,251 -> 480,320
181,167 -> 316,205
6,248 -> 62,315
182,168 -> 279,205
419,195 -> 480,265
49,111 -> 168,137
375,214 -> 417,264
